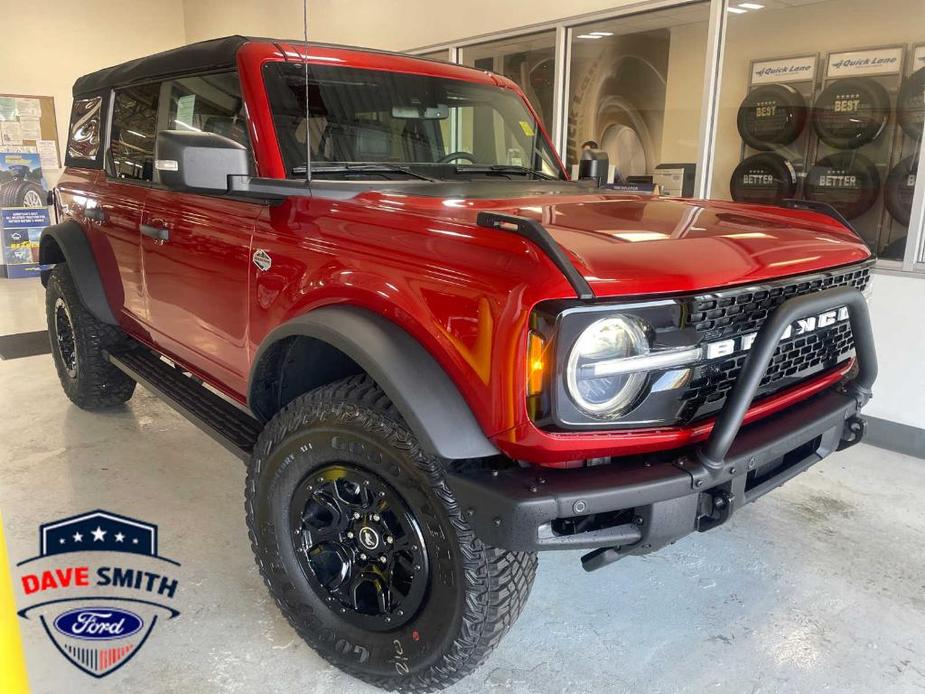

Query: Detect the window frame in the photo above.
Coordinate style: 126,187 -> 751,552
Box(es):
102,69 -> 254,190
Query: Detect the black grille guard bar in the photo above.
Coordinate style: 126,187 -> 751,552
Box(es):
697,285 -> 877,467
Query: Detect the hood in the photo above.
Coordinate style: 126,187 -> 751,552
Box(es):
380,189 -> 872,297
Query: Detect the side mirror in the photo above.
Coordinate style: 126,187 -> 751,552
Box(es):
578,149 -> 609,186
154,130 -> 249,193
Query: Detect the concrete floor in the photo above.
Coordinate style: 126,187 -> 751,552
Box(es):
2,276 -> 925,693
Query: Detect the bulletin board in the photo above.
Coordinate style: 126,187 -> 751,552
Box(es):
0,93 -> 60,171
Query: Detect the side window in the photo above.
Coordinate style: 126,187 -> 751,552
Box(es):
164,73 -> 250,151
110,83 -> 159,181
67,97 -> 102,161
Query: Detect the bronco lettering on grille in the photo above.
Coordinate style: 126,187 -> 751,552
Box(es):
704,306 -> 849,360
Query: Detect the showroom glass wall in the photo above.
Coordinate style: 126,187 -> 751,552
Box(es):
460,32 -> 557,131
409,0 -> 925,273
713,0 -> 925,264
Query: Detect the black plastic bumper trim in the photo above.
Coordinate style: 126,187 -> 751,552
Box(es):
476,211 -> 594,300
446,387 -> 861,552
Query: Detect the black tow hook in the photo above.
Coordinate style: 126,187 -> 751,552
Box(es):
837,415 -> 866,451
697,490 -> 735,532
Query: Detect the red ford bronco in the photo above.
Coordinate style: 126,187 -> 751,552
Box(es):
42,36 -> 876,691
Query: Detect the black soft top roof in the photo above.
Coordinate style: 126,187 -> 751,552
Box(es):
73,35 -> 252,96
72,35 -> 464,97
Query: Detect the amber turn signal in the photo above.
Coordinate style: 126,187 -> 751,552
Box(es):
527,331 -> 546,396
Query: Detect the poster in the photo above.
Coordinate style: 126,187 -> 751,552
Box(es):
0,96 -> 16,121
36,140 -> 59,170
0,150 -> 48,203
0,149 -> 49,279
0,208 -> 49,279
1,121 -> 23,145
14,97 -> 41,119
19,118 -> 41,141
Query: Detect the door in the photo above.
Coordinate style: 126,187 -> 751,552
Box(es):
95,83 -> 162,325
140,72 -> 260,397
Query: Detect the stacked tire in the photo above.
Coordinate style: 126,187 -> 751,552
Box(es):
731,85 -> 806,205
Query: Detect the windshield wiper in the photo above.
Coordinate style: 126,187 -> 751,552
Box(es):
455,164 -> 555,181
291,163 -> 440,182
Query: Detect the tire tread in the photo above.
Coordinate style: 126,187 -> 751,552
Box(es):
245,374 -> 537,692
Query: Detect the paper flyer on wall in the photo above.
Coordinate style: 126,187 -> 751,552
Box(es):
0,148 -> 49,278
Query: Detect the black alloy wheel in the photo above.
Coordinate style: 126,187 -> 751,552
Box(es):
45,264 -> 136,409
53,296 -> 78,379
246,375 -> 538,691
289,464 -> 429,631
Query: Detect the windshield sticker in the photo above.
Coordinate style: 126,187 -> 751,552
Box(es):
519,121 -> 535,137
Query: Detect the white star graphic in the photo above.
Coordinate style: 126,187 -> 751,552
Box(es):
72,532 -> 83,542
115,532 -> 125,543
91,526 -> 107,542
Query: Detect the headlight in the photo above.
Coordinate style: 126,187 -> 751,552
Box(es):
565,316 -> 649,418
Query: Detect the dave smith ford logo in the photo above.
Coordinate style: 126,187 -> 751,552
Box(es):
15,510 -> 180,678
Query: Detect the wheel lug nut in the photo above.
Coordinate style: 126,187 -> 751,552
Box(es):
346,531 -> 354,539
414,564 -> 422,571
386,536 -> 393,544
397,610 -> 404,617
379,556 -> 387,564
372,514 -> 380,522
360,553 -> 368,560
353,512 -> 361,520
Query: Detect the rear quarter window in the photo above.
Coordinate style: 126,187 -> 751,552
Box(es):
64,96 -> 104,168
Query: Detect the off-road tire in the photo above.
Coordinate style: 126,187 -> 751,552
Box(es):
45,264 -> 136,409
246,375 -> 537,692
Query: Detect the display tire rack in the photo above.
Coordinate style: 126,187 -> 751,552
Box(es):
804,152 -> 881,220
730,153 -> 798,205
736,84 -> 808,151
897,66 -> 925,140
812,77 -> 892,150
884,155 -> 918,226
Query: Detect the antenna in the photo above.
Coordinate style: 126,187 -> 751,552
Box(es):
303,0 -> 312,183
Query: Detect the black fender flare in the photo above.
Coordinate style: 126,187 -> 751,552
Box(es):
39,220 -> 117,325
248,306 -> 500,460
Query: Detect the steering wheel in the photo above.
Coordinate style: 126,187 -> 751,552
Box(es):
439,151 -> 477,164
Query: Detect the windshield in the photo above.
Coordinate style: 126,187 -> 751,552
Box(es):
263,62 -> 564,181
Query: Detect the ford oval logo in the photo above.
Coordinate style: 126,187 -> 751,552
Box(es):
53,607 -> 143,641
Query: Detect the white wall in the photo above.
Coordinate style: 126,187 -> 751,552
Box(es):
865,273 -> 925,428
0,0 -> 186,182
183,0 -> 642,49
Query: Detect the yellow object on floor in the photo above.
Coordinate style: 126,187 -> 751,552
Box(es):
0,511 -> 29,694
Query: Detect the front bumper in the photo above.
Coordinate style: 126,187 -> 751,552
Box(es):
446,286 -> 876,570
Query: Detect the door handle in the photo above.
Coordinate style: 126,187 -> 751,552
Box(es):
139,223 -> 170,242
85,207 -> 106,223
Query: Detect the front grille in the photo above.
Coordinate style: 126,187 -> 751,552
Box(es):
678,262 -> 871,422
